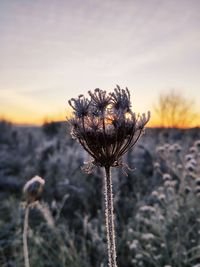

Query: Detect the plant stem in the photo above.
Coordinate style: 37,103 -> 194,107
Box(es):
23,205 -> 30,267
104,166 -> 117,267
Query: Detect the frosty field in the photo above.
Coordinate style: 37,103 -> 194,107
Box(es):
0,120 -> 200,267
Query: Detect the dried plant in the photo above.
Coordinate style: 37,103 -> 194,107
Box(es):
23,176 -> 45,267
68,85 -> 150,267
127,140 -> 200,267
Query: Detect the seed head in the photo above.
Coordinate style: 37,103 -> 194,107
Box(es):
68,95 -> 90,118
68,86 -> 150,169
111,85 -> 131,113
162,173 -> 172,181
23,176 -> 45,204
88,88 -> 111,114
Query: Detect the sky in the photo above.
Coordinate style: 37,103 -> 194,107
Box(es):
0,0 -> 200,126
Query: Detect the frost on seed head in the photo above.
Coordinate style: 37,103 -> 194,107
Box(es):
154,162 -> 160,169
164,180 -> 176,188
173,143 -> 182,153
23,176 -> 45,204
68,95 -> 90,118
151,191 -> 159,197
68,86 -> 151,169
185,154 -> 194,162
186,162 -> 196,172
158,193 -> 165,201
163,173 -> 172,181
190,146 -> 198,154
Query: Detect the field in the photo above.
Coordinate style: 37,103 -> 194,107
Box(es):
0,120 -> 200,267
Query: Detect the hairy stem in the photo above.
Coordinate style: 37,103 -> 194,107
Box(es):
23,205 -> 30,267
104,166 -> 117,267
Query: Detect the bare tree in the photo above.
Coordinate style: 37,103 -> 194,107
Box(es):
154,90 -> 198,128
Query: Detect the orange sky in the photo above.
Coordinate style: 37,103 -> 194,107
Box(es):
1,104 -> 199,128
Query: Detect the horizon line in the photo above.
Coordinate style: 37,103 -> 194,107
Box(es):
1,118 -> 199,130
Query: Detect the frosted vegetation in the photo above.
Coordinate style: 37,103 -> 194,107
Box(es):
0,120 -> 200,267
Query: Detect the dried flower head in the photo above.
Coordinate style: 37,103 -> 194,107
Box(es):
110,85 -> 131,112
68,95 -> 90,118
23,176 -> 45,204
162,173 -> 172,181
174,143 -> 182,153
68,86 -> 150,169
88,88 -> 111,114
